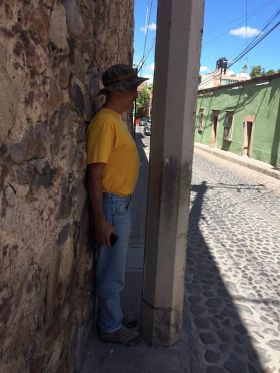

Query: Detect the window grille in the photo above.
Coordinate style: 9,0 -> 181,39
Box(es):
223,111 -> 234,141
198,108 -> 205,131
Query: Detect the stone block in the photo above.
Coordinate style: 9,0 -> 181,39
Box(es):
16,162 -> 35,185
1,205 -> 16,231
4,185 -> 16,207
58,238 -> 74,290
33,162 -> 57,189
57,62 -> 71,89
0,42 -> 7,70
56,178 -> 73,220
73,84 -> 85,114
0,71 -> 21,143
47,337 -> 63,372
44,79 -> 64,114
9,123 -> 47,164
49,2 -> 69,51
24,5 -> 50,46
57,224 -> 70,246
63,0 -> 84,36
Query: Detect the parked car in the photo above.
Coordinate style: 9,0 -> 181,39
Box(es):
144,123 -> 151,136
139,117 -> 148,126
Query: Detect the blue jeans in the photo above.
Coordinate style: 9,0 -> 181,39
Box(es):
96,192 -> 132,332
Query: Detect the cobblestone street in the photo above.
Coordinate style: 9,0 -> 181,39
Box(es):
187,148 -> 280,373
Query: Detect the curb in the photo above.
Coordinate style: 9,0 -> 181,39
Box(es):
194,143 -> 280,181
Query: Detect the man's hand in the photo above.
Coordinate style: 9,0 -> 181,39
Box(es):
88,163 -> 115,247
95,219 -> 114,246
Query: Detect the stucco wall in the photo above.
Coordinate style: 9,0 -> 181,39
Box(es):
0,1 -> 133,372
195,76 -> 280,166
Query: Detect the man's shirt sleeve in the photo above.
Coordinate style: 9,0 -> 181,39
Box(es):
87,119 -> 115,165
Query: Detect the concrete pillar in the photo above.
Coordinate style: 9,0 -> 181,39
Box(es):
141,0 -> 204,345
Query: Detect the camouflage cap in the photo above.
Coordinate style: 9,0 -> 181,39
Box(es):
98,64 -> 149,94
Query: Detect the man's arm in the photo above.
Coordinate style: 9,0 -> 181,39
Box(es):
87,163 -> 114,246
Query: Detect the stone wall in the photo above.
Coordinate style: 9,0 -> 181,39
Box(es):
0,1 -> 133,372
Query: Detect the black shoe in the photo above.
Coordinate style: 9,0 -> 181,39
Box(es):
98,326 -> 140,346
122,315 -> 138,329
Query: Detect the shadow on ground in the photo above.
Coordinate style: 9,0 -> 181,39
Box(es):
185,180 -> 264,373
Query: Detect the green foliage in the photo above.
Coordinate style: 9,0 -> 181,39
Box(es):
266,69 -> 276,76
135,84 -> 152,117
250,65 -> 280,78
250,65 -> 264,78
265,69 -> 280,76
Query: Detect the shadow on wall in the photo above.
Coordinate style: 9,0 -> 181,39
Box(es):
221,140 -> 231,151
185,181 -> 264,372
268,85 -> 280,167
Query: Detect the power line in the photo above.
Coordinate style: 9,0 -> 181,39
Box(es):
200,21 -> 279,88
137,37 -> 156,73
228,18 -> 280,68
200,7 -> 280,88
199,70 -> 223,89
141,0 -> 153,66
228,8 -> 280,66
226,7 -> 280,64
203,0 -> 278,45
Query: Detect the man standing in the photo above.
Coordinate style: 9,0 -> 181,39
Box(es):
87,64 -> 148,345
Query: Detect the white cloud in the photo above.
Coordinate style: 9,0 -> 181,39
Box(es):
140,23 -> 157,33
200,66 -> 210,72
148,63 -> 155,72
229,26 -> 261,38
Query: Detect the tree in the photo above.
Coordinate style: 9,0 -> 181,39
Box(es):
266,69 -> 277,76
250,65 -> 264,78
135,85 -> 152,117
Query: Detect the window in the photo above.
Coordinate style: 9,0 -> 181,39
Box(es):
223,111 -> 234,141
198,108 -> 205,131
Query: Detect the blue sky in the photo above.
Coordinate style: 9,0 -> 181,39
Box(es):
134,0 -> 280,80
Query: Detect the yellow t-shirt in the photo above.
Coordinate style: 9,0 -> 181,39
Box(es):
87,108 -> 140,196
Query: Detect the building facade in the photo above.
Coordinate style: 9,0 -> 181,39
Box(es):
195,73 -> 280,167
199,69 -> 250,90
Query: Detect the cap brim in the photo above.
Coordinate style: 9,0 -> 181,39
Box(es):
97,76 -> 150,95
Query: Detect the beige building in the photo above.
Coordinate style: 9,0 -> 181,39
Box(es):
199,69 -> 250,90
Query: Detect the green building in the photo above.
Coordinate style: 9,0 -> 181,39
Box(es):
195,73 -> 280,167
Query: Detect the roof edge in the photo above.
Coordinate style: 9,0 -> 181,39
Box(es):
198,72 -> 280,94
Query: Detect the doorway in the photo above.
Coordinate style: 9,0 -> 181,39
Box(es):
210,110 -> 219,146
242,116 -> 255,156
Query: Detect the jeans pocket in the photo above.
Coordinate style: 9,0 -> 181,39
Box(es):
114,200 -> 130,216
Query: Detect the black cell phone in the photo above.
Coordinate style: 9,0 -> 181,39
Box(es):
110,233 -> 118,246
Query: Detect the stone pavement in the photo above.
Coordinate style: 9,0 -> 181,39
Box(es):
81,130 -> 280,372
187,149 -> 280,373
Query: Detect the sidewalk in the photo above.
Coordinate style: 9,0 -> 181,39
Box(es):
81,136 -> 279,372
81,130 -> 190,372
194,142 -> 280,180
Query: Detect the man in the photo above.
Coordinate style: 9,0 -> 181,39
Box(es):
87,64 -> 148,345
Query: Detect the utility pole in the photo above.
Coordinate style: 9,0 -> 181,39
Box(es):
141,0 -> 204,345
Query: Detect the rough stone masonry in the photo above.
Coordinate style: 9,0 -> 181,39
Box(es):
0,1 -> 133,372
